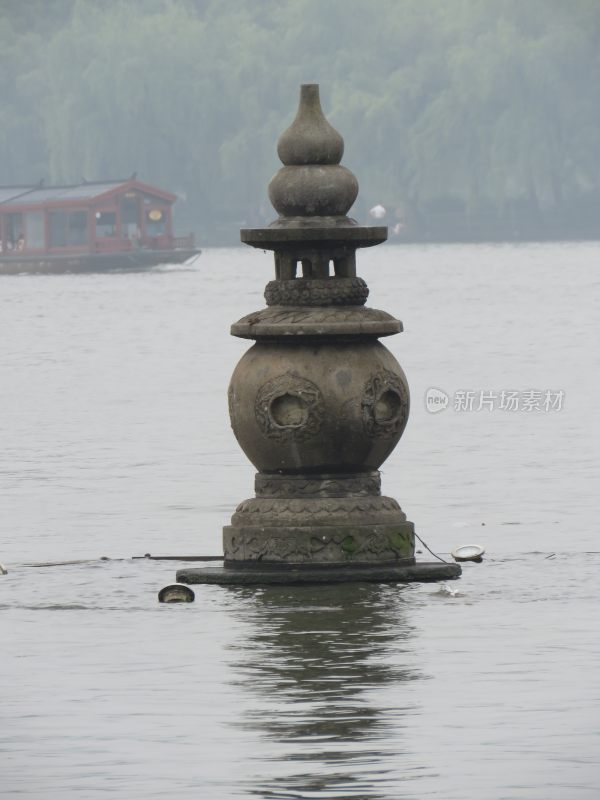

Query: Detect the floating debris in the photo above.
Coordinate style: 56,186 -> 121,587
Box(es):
158,584 -> 195,603
451,544 -> 485,563
0,563 -> 7,575
134,553 -> 222,561
435,583 -> 461,597
22,557 -> 113,568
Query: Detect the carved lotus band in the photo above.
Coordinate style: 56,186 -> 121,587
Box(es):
231,495 -> 405,527
265,277 -> 369,307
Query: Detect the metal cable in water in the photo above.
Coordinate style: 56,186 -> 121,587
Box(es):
414,532 -> 450,564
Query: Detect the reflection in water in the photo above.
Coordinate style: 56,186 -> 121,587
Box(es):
227,583 -> 422,799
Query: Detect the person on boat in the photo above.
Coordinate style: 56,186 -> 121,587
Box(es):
16,233 -> 25,251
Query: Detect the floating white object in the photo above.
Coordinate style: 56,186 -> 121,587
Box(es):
0,563 -> 7,575
451,544 -> 485,562
158,583 -> 195,603
437,583 -> 460,597
369,203 -> 386,219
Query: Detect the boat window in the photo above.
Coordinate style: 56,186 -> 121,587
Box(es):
121,195 -> 140,240
121,195 -> 138,225
6,213 -> 23,249
145,207 -> 166,236
49,212 -> 67,247
95,211 -> 117,237
49,211 -> 89,247
68,211 -> 88,245
24,211 -> 44,249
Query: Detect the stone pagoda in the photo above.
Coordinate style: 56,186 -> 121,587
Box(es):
177,84 -> 460,585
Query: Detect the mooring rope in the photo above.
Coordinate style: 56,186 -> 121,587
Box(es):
413,532 -> 450,564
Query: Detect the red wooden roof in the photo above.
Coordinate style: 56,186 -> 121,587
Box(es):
0,178 -> 177,212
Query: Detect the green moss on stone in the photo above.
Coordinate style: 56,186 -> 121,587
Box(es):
388,530 -> 412,555
341,535 -> 357,557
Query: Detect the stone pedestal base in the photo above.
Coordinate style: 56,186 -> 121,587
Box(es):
196,471 -> 462,586
224,520 -> 415,563
224,472 -> 417,565
176,560 -> 461,586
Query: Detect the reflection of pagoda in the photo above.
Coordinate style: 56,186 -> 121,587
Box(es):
178,84 -> 460,586
226,583 -> 420,798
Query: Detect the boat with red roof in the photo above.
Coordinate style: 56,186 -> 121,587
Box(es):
0,176 -> 199,274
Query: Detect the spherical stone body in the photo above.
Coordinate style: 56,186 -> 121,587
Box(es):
269,165 -> 358,217
228,339 -> 409,474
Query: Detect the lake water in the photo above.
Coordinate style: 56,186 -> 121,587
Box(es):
1,243 -> 599,799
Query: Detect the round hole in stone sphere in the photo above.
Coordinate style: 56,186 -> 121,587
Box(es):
270,393 -> 309,427
374,389 -> 402,422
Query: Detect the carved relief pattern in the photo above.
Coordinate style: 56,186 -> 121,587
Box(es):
233,497 -> 401,517
255,472 -> 381,498
236,306 -> 399,325
361,369 -> 409,438
230,496 -> 406,532
265,277 -> 369,307
224,526 -> 414,563
255,372 -> 324,441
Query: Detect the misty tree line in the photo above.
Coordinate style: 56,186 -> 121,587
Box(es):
1,0 -> 599,243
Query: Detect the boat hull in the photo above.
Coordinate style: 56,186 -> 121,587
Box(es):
0,248 -> 200,275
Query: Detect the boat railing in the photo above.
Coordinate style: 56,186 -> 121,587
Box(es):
171,234 -> 195,250
90,233 -> 196,253
93,237 -> 133,253
142,233 -> 195,250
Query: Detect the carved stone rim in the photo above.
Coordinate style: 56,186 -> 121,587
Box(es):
231,305 -> 403,339
241,225 -> 387,249
255,471 -> 381,498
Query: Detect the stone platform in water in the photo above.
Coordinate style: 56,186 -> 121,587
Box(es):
176,560 -> 461,586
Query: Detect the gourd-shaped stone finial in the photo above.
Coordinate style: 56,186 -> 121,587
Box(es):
277,84 -> 344,165
269,84 -> 359,219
